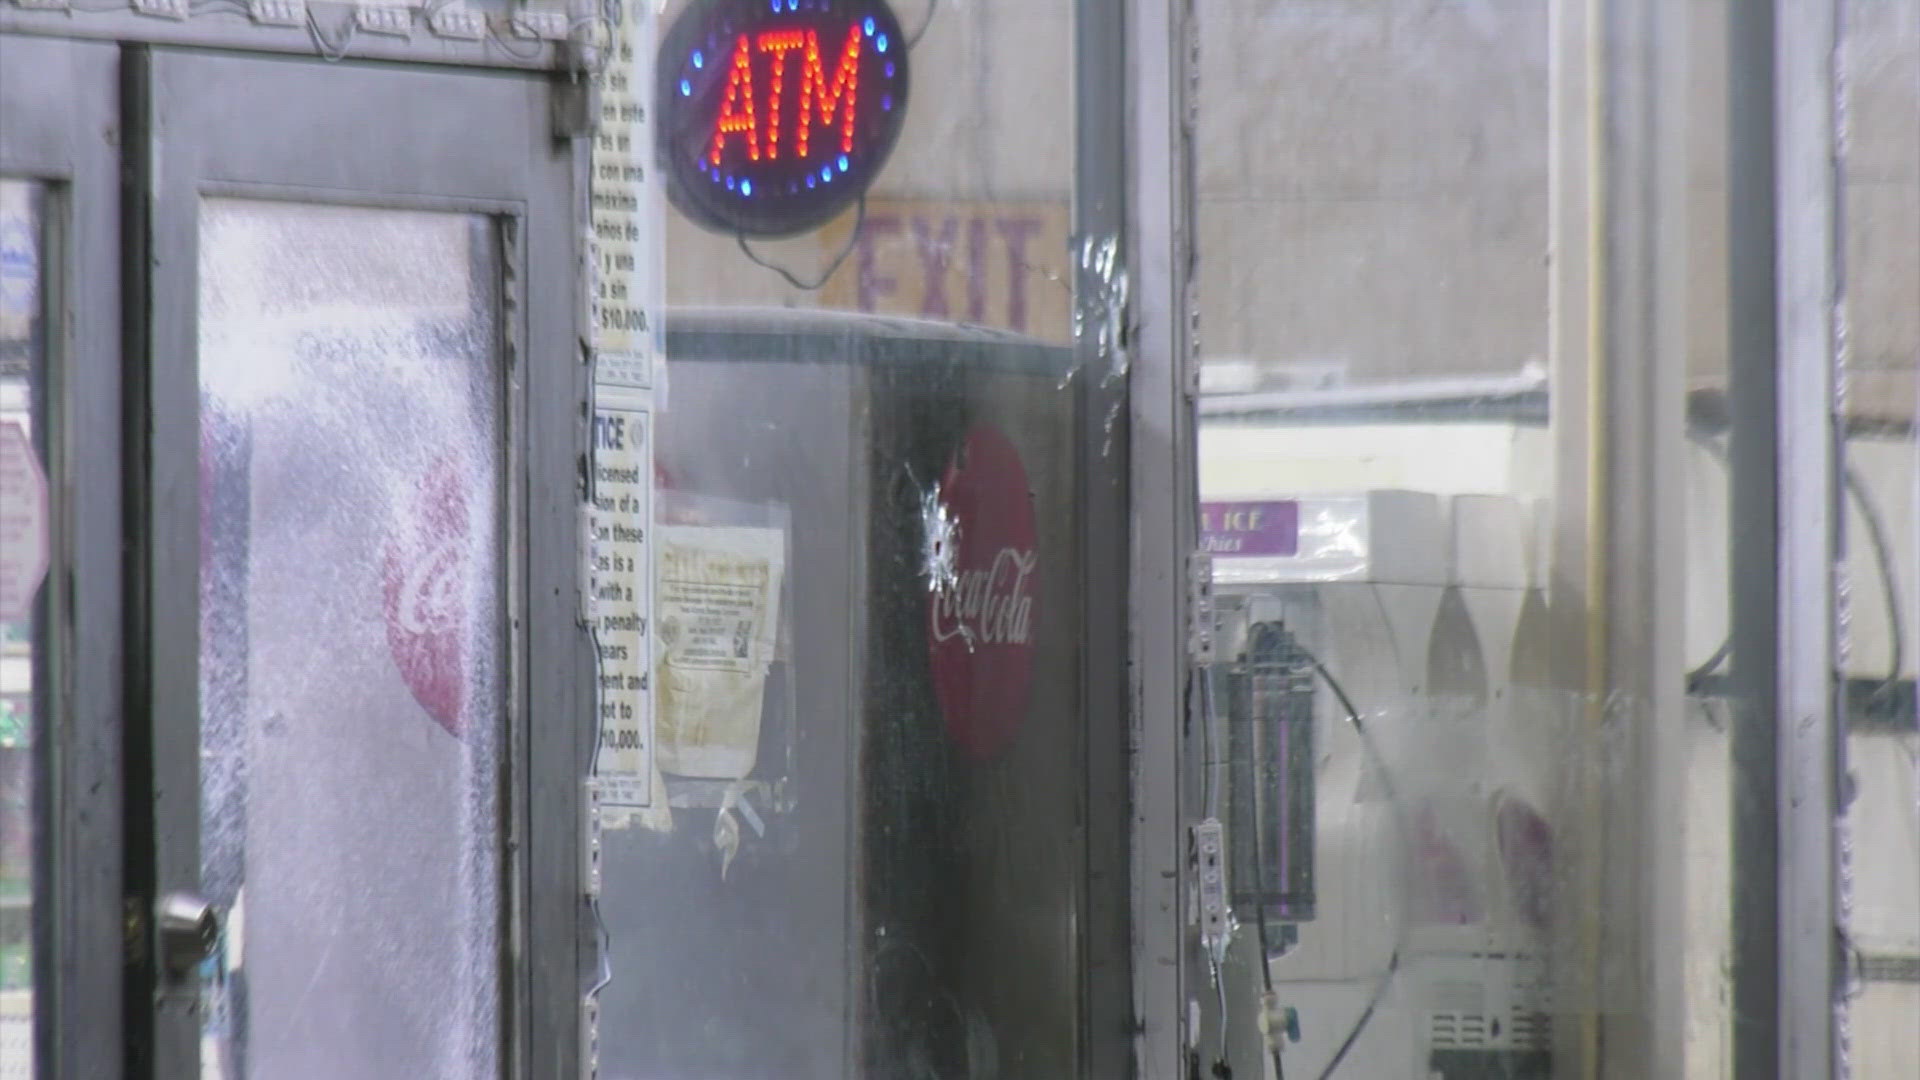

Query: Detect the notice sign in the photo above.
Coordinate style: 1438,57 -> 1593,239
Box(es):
1200,500 -> 1300,557
591,395 -> 655,808
0,420 -> 48,622
591,3 -> 666,390
655,525 -> 784,780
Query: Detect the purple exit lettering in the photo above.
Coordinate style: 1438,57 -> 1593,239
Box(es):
853,211 -> 1046,332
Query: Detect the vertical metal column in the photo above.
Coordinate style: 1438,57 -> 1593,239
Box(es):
1113,0 -> 1191,1075
1773,1 -> 1844,1076
1076,0 -> 1147,1075
1728,1 -> 1844,1077
1726,1 -> 1783,1073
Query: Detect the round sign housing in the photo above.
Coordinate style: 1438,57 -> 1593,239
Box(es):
658,0 -> 910,238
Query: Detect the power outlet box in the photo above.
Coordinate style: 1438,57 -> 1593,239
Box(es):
581,994 -> 601,1079
354,3 -> 413,36
247,0 -> 304,27
509,8 -> 568,40
428,3 -> 485,40
1195,818 -> 1229,948
131,0 -> 189,19
581,780 -> 603,898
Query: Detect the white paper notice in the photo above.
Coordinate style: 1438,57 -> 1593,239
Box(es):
591,394 -> 654,808
590,1 -> 665,390
655,526 -> 785,780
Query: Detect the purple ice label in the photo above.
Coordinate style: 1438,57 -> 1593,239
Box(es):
1200,500 -> 1300,557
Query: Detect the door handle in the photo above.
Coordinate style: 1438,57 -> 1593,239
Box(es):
155,891 -> 222,977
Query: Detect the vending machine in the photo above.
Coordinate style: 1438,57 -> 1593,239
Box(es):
596,310 -> 1094,1080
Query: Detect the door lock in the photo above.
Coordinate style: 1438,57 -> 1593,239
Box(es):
155,891 -> 222,977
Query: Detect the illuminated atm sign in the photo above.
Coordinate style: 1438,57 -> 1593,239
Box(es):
659,0 -> 910,237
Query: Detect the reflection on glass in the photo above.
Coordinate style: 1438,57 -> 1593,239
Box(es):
196,200 -> 502,1080
0,177 -> 45,1080
601,1 -> 1088,1077
1190,3 -> 1724,1078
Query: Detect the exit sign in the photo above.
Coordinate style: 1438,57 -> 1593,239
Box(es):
659,0 -> 910,237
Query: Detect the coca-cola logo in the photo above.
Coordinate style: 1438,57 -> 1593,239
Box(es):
382,457 -> 473,738
926,424 -> 1039,760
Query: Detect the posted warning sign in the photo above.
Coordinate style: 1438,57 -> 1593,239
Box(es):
590,395 -> 655,808
590,2 -> 666,390
655,525 -> 784,780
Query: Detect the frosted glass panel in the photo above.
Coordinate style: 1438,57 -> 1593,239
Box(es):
0,177 -> 46,1080
196,199 -> 503,1080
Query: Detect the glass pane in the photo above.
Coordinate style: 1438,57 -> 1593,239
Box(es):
1838,1 -> 1919,1075
594,0 -> 1090,1076
0,178 -> 47,1080
1192,3 -> 1711,1077
196,199 -> 503,1080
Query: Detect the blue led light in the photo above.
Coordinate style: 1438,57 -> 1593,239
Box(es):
882,94 -> 893,111
680,79 -> 692,96
726,176 -> 737,191
741,179 -> 753,196
769,0 -> 779,10
806,174 -> 817,189
821,167 -> 832,181
787,0 -> 797,9
876,34 -> 888,52
838,154 -> 850,172
886,62 -> 895,78
864,16 -> 874,35
692,50 -> 704,69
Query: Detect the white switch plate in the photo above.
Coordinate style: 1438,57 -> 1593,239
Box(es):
247,0 -> 304,26
131,0 -> 189,19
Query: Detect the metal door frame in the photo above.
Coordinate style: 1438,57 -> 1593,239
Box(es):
0,32 -> 126,1080
121,46 -> 587,1079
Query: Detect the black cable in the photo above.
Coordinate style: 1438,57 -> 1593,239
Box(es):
1686,431 -> 1906,697
735,196 -> 867,291
1283,640 -> 1409,1080
906,0 -> 939,48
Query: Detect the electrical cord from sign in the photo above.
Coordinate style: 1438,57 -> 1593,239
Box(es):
308,7 -> 359,62
735,194 -> 869,292
735,0 -> 933,290
906,0 -> 938,48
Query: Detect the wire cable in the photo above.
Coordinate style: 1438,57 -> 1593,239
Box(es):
1288,641 -> 1410,1080
307,8 -> 358,62
905,0 -> 939,48
735,196 -> 868,291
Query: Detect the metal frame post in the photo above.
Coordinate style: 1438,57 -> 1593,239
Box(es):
1116,0 -> 1191,1075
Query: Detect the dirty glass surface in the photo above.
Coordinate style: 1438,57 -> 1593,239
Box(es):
1191,3 -> 1733,1078
1836,2 -> 1919,1075
195,200 -> 503,1080
0,178 -> 45,1080
592,1 -> 1089,1077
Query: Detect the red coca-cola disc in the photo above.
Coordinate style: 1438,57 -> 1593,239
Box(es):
382,456 -> 473,738
927,424 -> 1039,761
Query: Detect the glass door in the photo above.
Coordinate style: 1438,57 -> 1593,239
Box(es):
127,50 -> 584,1079
0,32 -> 122,1080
